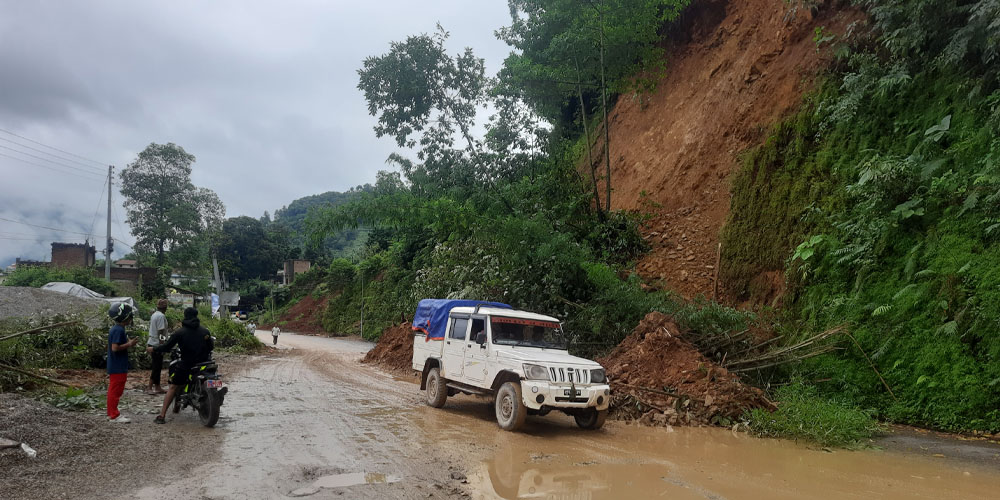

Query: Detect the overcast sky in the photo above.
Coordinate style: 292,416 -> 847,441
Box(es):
0,0 -> 514,266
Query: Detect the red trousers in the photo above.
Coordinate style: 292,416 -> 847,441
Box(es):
107,373 -> 127,419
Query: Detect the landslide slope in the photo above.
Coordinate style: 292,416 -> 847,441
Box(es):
602,0 -> 856,300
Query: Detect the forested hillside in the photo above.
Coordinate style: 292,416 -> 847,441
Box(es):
273,0 -> 998,434
271,187 -> 371,259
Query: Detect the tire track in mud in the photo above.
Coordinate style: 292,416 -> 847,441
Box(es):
130,333 -> 1000,500
132,338 -> 473,500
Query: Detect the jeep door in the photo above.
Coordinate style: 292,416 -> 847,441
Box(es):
442,315 -> 470,380
463,316 -> 489,384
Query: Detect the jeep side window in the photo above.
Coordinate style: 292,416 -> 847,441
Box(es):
471,318 -> 486,344
449,317 -> 470,340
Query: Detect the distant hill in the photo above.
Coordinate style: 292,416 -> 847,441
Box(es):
272,186 -> 372,258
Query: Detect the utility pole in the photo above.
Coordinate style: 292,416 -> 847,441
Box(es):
360,268 -> 365,339
104,165 -> 113,281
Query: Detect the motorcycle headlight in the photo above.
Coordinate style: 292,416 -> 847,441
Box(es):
590,369 -> 607,383
523,363 -> 550,381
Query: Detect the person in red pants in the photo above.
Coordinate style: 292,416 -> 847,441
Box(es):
107,303 -> 138,423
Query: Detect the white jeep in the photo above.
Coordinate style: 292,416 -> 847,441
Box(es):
411,299 -> 610,431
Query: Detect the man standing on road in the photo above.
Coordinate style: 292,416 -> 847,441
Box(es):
146,299 -> 169,395
149,307 -> 214,424
271,325 -> 280,345
107,303 -> 139,423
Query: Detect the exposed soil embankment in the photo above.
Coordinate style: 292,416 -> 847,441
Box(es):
599,0 -> 859,300
261,294 -> 329,334
360,322 -> 414,374
599,312 -> 772,426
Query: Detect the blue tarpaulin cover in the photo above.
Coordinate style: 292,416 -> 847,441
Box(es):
412,299 -> 512,340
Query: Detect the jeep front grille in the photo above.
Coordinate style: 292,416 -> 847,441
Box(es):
549,367 -> 590,384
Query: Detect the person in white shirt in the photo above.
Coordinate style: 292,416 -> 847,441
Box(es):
146,299 -> 169,395
271,326 -> 280,345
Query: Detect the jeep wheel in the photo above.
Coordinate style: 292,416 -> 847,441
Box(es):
574,408 -> 607,430
426,367 -> 448,408
495,382 -> 526,431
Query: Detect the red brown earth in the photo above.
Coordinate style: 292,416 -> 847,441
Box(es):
598,311 -> 773,426
594,0 -> 861,301
261,294 -> 330,335
360,322 -> 414,375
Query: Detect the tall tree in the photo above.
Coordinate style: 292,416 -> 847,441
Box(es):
499,0 -> 690,210
119,142 -> 224,266
357,26 -> 488,196
215,216 -> 289,281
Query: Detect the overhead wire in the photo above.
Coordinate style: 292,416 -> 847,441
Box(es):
0,135 -> 105,174
0,144 -> 107,179
0,127 -> 107,168
87,176 -> 109,242
0,151 -> 105,183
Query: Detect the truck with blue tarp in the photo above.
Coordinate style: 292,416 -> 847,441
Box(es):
411,298 -> 610,431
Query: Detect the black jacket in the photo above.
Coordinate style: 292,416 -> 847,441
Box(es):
154,317 -> 214,368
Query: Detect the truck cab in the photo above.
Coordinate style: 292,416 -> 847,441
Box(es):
412,299 -> 610,431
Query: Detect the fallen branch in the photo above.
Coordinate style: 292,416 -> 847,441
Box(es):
0,362 -> 76,389
0,320 -> 80,343
845,331 -> 897,401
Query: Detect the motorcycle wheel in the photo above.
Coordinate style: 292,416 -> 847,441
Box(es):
198,388 -> 221,427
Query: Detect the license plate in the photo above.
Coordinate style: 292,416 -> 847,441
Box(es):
563,389 -> 581,396
206,380 -> 224,389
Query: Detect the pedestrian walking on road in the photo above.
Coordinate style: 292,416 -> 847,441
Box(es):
146,299 -> 169,395
107,303 -> 139,423
271,326 -> 280,345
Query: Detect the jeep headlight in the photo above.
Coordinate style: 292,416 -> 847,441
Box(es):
523,363 -> 550,381
590,368 -> 607,383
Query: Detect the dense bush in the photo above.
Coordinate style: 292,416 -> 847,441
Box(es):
2,266 -> 120,296
722,0 -> 1000,431
746,381 -> 885,448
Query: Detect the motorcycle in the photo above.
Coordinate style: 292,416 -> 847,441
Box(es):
168,348 -> 227,427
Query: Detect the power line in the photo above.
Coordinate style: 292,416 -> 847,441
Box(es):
0,151 -> 106,183
0,216 -> 92,237
0,143 -> 107,179
0,136 -> 105,174
0,127 -> 107,167
88,176 -> 108,242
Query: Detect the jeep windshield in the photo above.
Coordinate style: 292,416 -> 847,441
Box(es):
490,316 -> 567,350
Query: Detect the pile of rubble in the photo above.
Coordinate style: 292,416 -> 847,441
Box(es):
360,322 -> 414,374
599,312 -> 774,427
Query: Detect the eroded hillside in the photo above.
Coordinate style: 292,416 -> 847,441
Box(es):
600,0 -> 857,300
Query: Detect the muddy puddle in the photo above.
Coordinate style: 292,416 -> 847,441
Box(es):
406,397 -> 998,500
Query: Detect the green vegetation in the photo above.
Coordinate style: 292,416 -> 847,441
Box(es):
723,0 -> 1000,431
2,266 -> 120,296
0,308 -> 260,391
746,381 -> 885,448
271,188 -> 371,261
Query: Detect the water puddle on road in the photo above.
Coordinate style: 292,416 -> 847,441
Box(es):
289,472 -> 400,497
405,403 -> 998,500
466,424 -> 999,499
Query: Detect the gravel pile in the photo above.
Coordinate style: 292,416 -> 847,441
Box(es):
0,286 -> 105,321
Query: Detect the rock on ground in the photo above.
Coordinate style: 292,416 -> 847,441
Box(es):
598,311 -> 772,427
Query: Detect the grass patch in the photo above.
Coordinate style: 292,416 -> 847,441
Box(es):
745,381 -> 886,448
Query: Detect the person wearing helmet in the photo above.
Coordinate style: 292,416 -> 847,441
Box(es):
149,306 -> 215,424
107,302 -> 139,423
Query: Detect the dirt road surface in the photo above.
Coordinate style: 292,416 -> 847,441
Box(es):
117,330 -> 1000,499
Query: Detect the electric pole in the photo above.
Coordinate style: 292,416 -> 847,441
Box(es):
105,165 -> 113,281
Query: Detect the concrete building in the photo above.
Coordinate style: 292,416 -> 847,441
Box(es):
51,242 -> 96,268
282,259 -> 311,285
114,259 -> 138,269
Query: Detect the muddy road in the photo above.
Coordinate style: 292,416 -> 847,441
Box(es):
124,331 -> 998,500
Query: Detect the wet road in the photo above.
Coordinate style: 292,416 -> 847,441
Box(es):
132,331 -> 999,500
